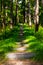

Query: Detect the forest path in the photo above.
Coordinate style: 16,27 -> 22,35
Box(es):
16,23 -> 28,52
1,23 -> 43,65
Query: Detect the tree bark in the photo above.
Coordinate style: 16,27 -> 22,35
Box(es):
27,0 -> 32,27
42,0 -> 43,5
23,0 -> 25,23
10,0 -> 14,29
15,0 -> 19,25
2,0 -> 5,29
0,0 -> 2,20
34,0 -> 39,32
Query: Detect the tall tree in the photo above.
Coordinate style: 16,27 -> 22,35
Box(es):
0,0 -> 2,22
23,0 -> 25,23
21,0 -> 25,23
27,0 -> 32,27
10,0 -> 14,29
34,0 -> 39,32
15,0 -> 19,25
25,0 -> 27,23
2,0 -> 5,29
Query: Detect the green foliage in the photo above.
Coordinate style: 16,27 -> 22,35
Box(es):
0,25 -> 20,61
23,24 -> 43,61
0,0 -> 43,62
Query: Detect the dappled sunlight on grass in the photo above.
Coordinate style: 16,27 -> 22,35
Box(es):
0,24 -> 43,62
23,39 -> 29,43
0,25 -> 20,62
23,24 -> 43,61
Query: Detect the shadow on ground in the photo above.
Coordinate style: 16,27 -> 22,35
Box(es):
0,24 -> 43,62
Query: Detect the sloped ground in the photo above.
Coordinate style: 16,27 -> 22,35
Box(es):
0,24 -> 43,65
4,59 -> 43,65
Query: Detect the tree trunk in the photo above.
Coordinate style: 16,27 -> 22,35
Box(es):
23,0 -> 25,23
10,0 -> 14,29
34,0 -> 39,32
2,0 -> 5,29
0,0 -> 2,29
25,0 -> 27,23
27,0 -> 32,27
28,1 -> 32,27
15,0 -> 19,25
42,0 -> 43,5
0,1 -> 1,28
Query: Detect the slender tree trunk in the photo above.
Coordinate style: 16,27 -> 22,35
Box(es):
0,0 -> 2,20
34,0 -> 39,32
23,0 -> 25,23
10,0 -> 14,29
15,0 -> 19,25
0,0 -> 2,29
28,1 -> 32,27
0,0 -> 4,31
25,0 -> 28,23
0,0 -> 2,12
25,0 -> 27,23
5,6 -> 8,20
2,0 -> 5,29
17,1 -> 19,24
25,10 -> 27,23
27,0 -> 32,27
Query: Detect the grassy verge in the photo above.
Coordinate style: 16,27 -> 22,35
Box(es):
0,24 -> 20,62
23,24 -> 43,61
0,23 -> 43,62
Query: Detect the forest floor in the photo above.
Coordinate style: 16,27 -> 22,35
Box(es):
0,23 -> 43,65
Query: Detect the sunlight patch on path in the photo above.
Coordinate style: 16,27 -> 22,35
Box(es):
6,52 -> 35,60
6,53 -> 17,59
16,47 -> 26,52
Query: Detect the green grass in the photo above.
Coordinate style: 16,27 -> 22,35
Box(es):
23,24 -> 43,61
0,23 -> 43,62
0,24 -> 20,62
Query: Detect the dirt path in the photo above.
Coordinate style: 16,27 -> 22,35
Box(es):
16,23 -> 29,52
1,24 -> 43,65
4,59 -> 43,65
